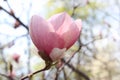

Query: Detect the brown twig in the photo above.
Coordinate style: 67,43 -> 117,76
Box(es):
0,72 -> 15,80
0,73 -> 9,79
58,39 -> 82,71
61,59 -> 90,80
0,34 -> 28,49
82,35 -> 107,46
55,68 -> 59,80
6,0 -> 12,10
21,62 -> 51,80
0,6 -> 29,31
63,68 -> 67,80
71,1 -> 81,16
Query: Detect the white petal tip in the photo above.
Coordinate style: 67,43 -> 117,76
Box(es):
49,48 -> 66,61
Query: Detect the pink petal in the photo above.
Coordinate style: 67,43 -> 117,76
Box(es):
45,32 -> 65,55
61,19 -> 82,49
30,15 -> 54,52
48,12 -> 73,31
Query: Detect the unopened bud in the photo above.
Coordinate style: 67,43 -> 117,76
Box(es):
14,20 -> 20,28
13,53 -> 20,63
10,9 -> 14,16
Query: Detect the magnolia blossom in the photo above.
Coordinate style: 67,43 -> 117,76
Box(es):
30,12 -> 82,61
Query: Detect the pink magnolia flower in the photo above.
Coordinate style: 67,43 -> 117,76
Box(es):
30,12 -> 82,61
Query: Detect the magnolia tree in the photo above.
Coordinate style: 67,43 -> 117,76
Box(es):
0,0 -> 120,80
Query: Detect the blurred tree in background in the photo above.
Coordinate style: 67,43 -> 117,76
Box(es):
0,0 -> 120,80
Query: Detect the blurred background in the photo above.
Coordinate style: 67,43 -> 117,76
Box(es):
0,0 -> 120,80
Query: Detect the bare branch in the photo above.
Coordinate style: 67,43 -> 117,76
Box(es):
21,61 -> 52,80
0,72 -> 14,80
0,73 -> 9,79
61,59 -> 90,80
0,6 -> 29,31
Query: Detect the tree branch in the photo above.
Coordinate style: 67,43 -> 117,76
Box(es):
0,73 -> 9,79
0,6 -> 29,31
0,73 -> 14,80
21,61 -> 51,80
61,59 -> 90,80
